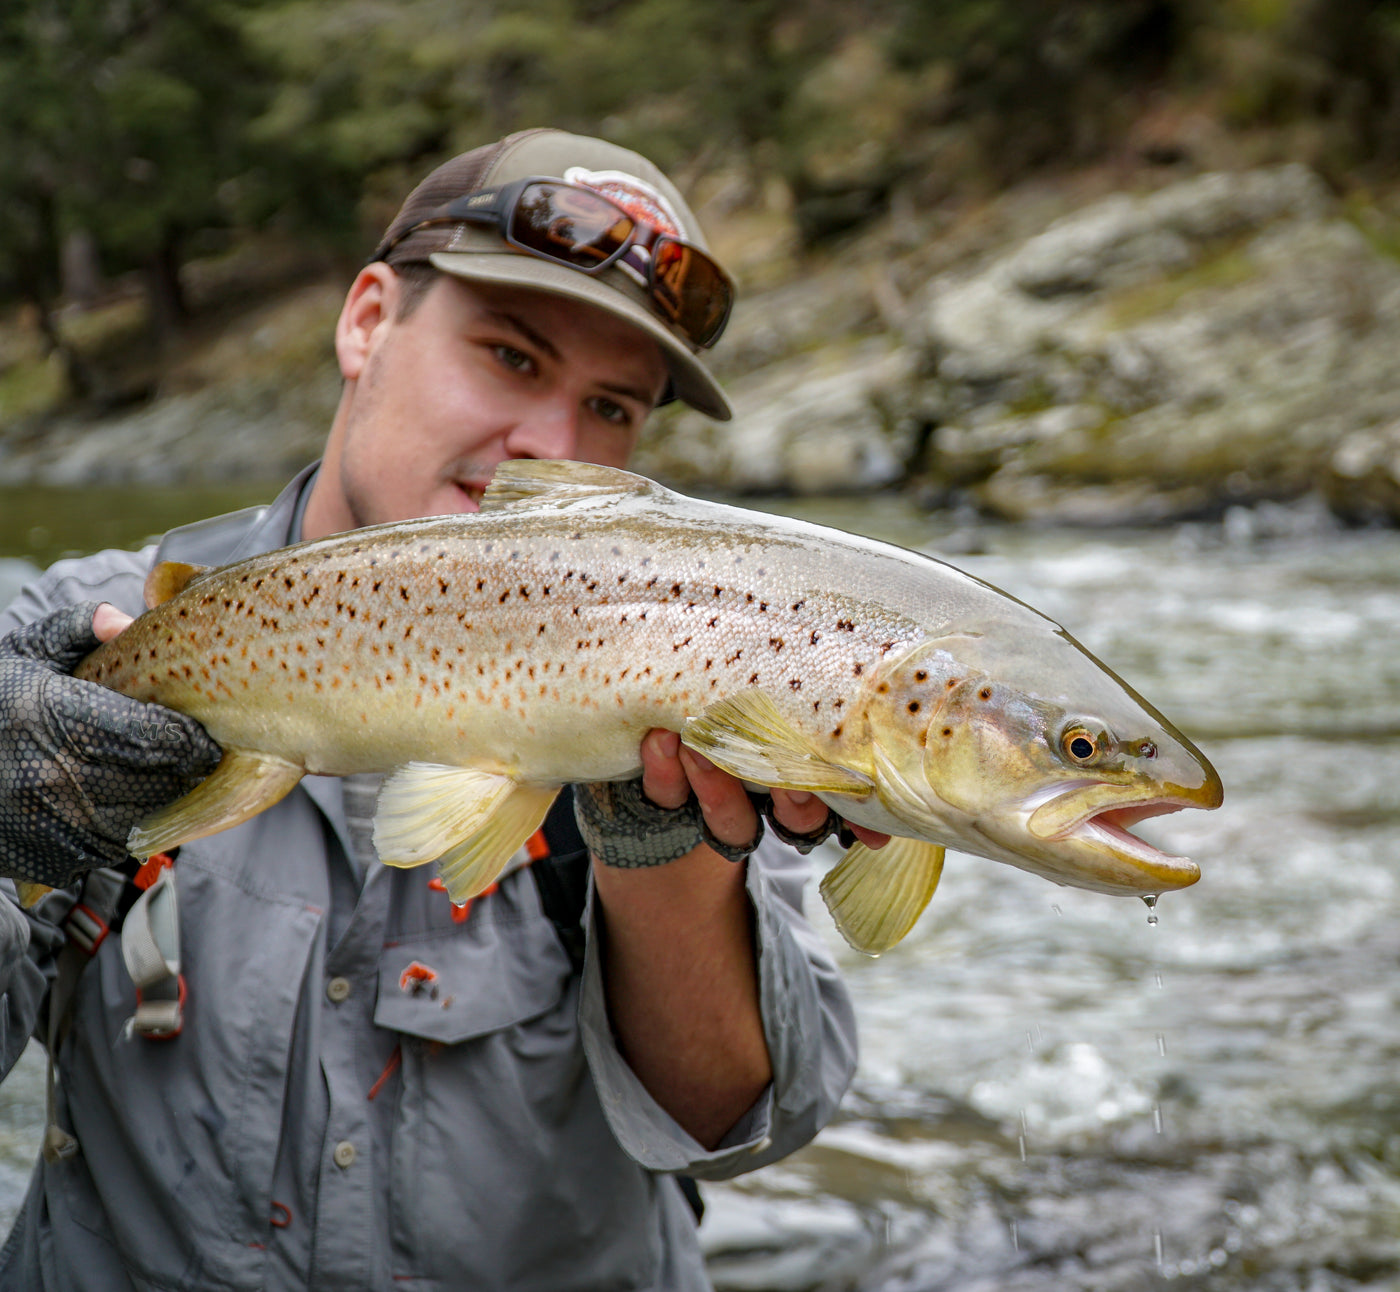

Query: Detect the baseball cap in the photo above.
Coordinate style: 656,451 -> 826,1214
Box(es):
371,128 -> 733,420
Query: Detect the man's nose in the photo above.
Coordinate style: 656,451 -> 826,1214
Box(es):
503,400 -> 581,461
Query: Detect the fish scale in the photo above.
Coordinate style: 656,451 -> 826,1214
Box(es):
72,460 -> 1222,953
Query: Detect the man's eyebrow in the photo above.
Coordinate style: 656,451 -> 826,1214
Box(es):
483,308 -> 561,364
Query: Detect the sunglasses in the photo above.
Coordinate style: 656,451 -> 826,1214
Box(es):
373,176 -> 734,349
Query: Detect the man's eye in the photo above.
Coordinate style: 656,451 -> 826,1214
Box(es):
592,397 -> 629,425
494,345 -> 533,372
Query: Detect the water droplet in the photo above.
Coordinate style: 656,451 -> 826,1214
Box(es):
1026,1030 -> 1035,1053
1011,1220 -> 1019,1251
1153,1103 -> 1163,1134
1154,971 -> 1163,989
1154,1228 -> 1164,1268
1157,1033 -> 1167,1057
1051,904 -> 1062,916
1018,1134 -> 1026,1161
1143,893 -> 1160,926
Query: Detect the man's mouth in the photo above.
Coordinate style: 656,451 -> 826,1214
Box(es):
452,480 -> 487,510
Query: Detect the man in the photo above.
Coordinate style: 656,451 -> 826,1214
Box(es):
0,128 -> 867,1290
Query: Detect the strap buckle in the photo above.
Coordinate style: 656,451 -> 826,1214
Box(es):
62,902 -> 110,957
121,868 -> 185,1041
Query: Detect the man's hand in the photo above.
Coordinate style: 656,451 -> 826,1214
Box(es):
637,728 -> 889,855
0,601 -> 223,890
579,728 -> 888,1150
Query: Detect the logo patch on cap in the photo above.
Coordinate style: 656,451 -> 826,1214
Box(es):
564,167 -> 683,237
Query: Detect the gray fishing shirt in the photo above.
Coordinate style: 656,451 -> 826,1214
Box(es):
0,464 -> 858,1291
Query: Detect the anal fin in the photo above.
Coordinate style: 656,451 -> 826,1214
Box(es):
373,763 -> 559,903
128,748 -> 304,857
683,691 -> 873,796
819,837 -> 945,956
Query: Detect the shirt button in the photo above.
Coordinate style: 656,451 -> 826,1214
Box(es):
333,1140 -> 357,1169
326,977 -> 352,1004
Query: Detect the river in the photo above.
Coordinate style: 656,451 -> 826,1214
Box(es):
1,487 -> 1398,1290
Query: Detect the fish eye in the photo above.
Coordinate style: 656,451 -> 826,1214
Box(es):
1061,727 -> 1102,765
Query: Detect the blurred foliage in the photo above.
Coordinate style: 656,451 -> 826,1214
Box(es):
6,0 -> 1400,393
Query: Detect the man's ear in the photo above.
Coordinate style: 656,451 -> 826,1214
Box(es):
335,263 -> 403,381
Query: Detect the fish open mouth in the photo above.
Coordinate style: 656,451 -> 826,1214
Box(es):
1072,801 -> 1192,869
1023,785 -> 1203,887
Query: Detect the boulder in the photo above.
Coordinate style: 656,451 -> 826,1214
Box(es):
909,165 -> 1400,522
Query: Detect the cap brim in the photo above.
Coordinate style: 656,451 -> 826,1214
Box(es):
428,248 -> 732,421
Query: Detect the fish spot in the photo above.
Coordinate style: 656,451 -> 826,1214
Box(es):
979,687 -> 992,701
769,637 -> 784,652
942,727 -> 953,737
832,725 -> 844,738
372,581 -> 382,593
439,578 -> 449,594
915,670 -> 928,682
853,663 -> 864,676
749,672 -> 760,685
877,683 -> 889,694
836,619 -> 855,632
400,587 -> 410,601
908,701 -> 921,714
789,678 -> 802,690
810,630 -> 821,645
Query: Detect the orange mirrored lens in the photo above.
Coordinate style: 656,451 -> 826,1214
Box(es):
652,238 -> 731,347
509,182 -> 634,268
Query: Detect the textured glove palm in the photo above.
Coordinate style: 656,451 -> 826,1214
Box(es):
0,601 -> 223,889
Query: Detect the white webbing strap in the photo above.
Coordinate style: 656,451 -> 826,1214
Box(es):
120,869 -> 184,1040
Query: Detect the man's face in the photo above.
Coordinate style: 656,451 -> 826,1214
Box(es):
308,268 -> 669,537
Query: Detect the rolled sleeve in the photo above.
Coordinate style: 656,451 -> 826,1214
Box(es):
578,836 -> 858,1179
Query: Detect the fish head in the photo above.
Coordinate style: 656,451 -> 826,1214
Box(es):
860,626 -> 1222,897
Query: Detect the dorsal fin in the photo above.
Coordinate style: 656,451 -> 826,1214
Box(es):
480,460 -> 661,511
144,560 -> 210,609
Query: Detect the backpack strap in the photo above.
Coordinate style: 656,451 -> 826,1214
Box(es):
529,786 -> 590,974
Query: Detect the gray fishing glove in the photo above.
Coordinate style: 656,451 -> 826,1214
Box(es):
0,602 -> 223,889
574,778 -> 764,867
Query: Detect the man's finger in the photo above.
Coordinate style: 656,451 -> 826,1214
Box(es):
677,748 -> 762,850
92,603 -> 134,643
769,789 -> 832,838
638,729 -> 689,810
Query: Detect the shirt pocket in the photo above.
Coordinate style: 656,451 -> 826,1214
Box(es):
372,899 -> 573,1045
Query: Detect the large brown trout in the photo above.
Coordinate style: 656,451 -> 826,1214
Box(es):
74,460 -> 1222,952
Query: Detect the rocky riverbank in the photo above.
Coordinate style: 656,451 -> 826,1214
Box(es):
636,163 -> 1400,526
6,163 -> 1400,526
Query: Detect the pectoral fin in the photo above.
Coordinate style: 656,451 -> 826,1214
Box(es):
683,691 -> 874,795
128,748 -> 305,857
818,837 -> 945,956
373,763 -> 559,903
144,561 -> 210,609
